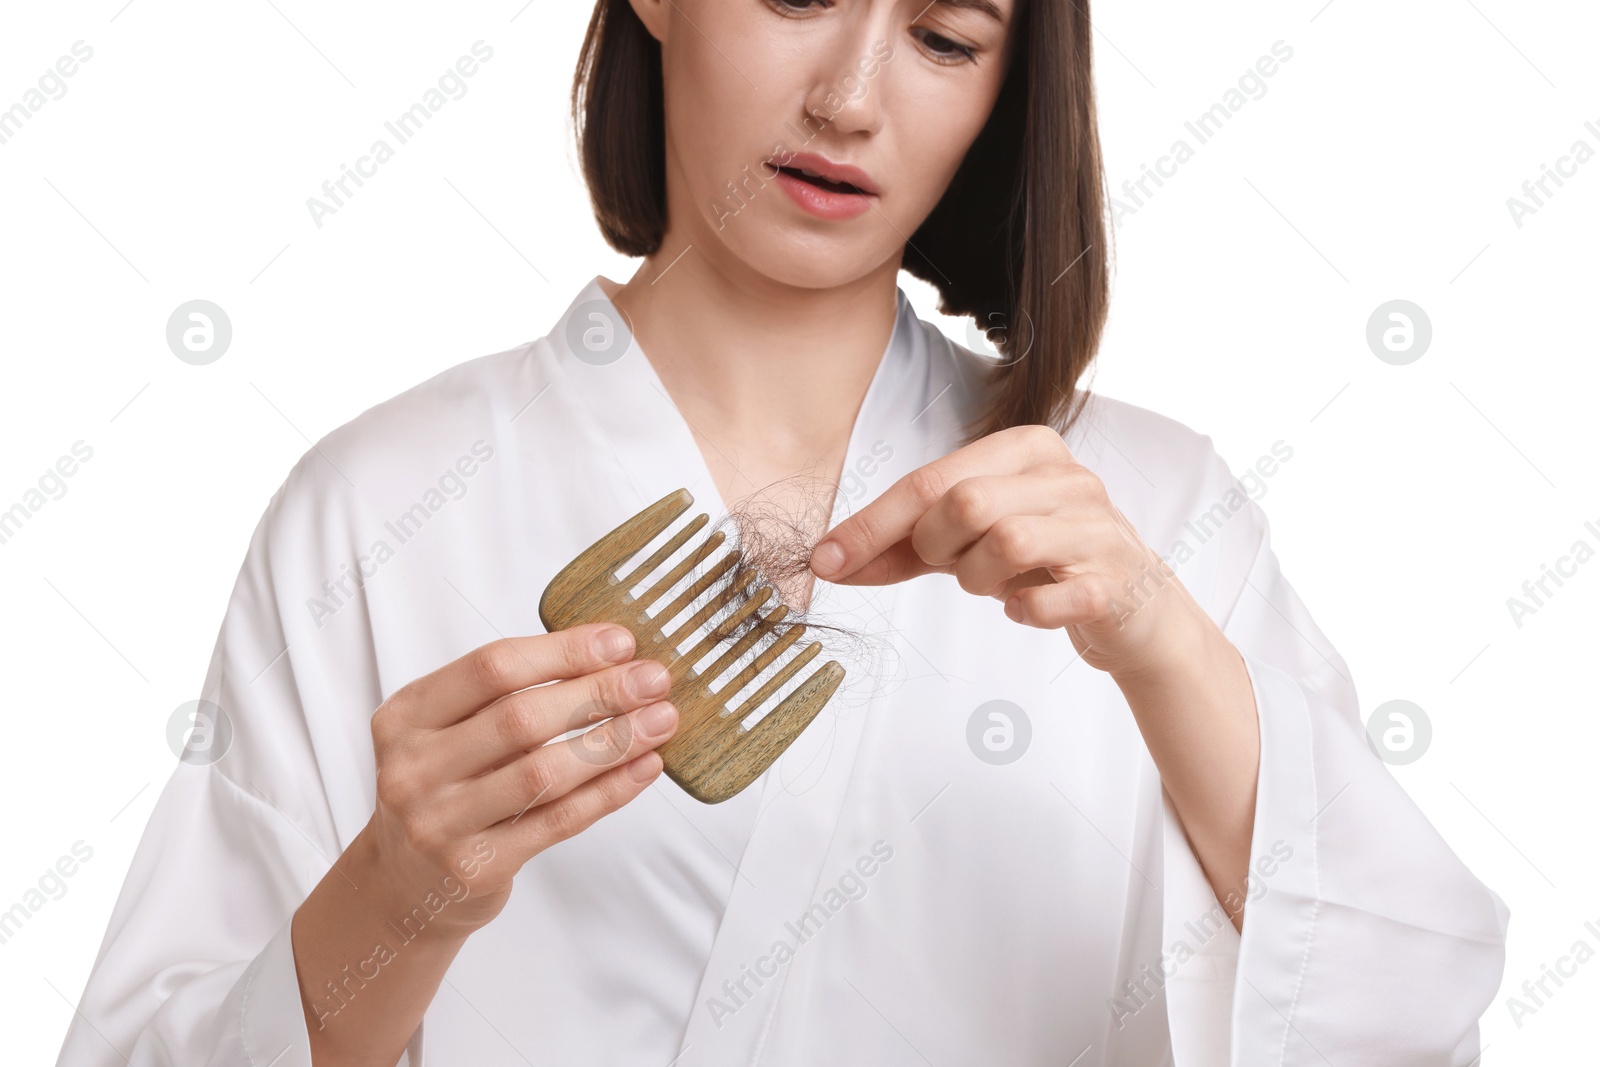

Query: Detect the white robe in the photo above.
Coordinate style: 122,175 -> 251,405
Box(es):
58,274 -> 1509,1066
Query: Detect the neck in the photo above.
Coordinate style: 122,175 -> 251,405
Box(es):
603,246 -> 902,506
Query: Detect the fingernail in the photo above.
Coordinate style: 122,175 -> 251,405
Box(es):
630,660 -> 671,699
636,701 -> 677,737
595,627 -> 634,662
811,540 -> 846,579
1004,596 -> 1023,622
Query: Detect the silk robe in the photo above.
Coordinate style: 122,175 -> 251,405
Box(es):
57,275 -> 1509,1066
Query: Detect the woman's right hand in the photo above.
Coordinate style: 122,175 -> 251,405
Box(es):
358,623 -> 679,934
294,624 -> 676,1062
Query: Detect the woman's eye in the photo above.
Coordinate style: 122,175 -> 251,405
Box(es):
765,0 -> 826,14
763,1 -> 977,65
913,28 -> 978,64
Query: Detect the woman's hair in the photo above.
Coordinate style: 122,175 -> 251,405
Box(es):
571,0 -> 1109,447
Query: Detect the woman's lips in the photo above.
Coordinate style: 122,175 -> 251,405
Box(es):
770,165 -> 877,220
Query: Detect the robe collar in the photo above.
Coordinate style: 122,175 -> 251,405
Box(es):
549,273 -> 928,526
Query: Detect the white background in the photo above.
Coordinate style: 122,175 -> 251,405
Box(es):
2,0 -> 1596,1062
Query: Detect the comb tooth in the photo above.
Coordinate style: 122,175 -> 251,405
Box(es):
687,659 -> 847,803
742,658 -> 844,737
621,514 -> 713,592
584,489 -> 691,569
538,488 -> 695,633
672,635 -> 820,752
701,601 -> 789,688
638,524 -> 724,608
717,618 -> 809,708
667,568 -> 757,648
653,548 -> 740,634
680,586 -> 773,669
727,636 -> 820,720
738,658 -> 845,742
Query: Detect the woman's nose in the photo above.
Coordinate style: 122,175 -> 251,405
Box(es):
801,32 -> 888,138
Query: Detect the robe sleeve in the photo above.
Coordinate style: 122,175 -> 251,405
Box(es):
55,456 -> 423,1067
1157,443 -> 1510,1066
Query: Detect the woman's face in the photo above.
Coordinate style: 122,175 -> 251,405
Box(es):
628,0 -> 1020,289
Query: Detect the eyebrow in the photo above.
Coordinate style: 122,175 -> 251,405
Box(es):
922,0 -> 1007,26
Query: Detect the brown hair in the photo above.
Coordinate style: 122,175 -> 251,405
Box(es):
570,0 -> 1109,447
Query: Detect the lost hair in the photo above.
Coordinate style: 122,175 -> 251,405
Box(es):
633,470 -> 898,704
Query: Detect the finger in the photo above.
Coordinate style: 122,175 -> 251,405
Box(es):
389,624 -> 638,730
809,424 -> 1069,584
834,470 -> 1088,588
450,698 -> 677,834
482,740 -> 669,858
951,512 -> 1103,599
910,471 -> 1068,572
820,534 -> 943,587
1006,571 -> 1120,629
431,657 -> 673,781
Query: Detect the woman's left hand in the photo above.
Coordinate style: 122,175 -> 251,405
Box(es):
808,424 -> 1215,680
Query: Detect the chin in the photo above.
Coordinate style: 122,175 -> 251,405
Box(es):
719,216 -> 893,292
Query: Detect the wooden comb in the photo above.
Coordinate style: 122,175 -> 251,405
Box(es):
538,488 -> 846,804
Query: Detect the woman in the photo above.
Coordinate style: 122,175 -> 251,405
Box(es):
59,0 -> 1508,1064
